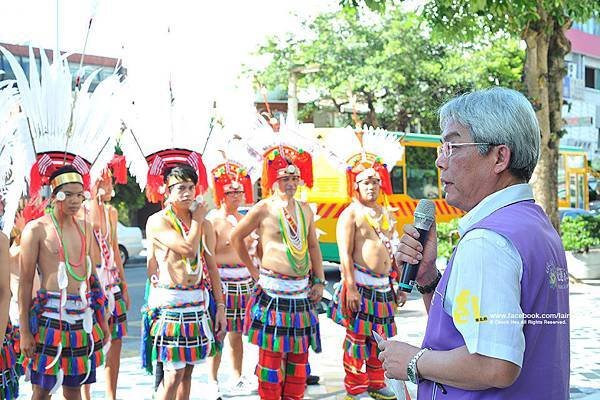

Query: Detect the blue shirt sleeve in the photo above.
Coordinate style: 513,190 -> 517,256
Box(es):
444,228 -> 526,367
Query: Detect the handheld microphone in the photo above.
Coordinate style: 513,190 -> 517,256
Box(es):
398,199 -> 435,293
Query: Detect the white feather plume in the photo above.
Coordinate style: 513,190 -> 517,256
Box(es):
0,45 -> 122,187
120,17 -> 214,180
321,125 -> 403,170
203,133 -> 262,184
240,114 -> 321,161
0,81 -> 30,235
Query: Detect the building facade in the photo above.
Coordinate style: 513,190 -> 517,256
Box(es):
0,42 -> 121,90
563,19 -> 600,162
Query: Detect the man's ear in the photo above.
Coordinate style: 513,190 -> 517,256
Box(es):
494,145 -> 511,174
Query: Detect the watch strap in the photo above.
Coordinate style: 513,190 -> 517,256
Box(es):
416,270 -> 442,294
408,347 -> 429,384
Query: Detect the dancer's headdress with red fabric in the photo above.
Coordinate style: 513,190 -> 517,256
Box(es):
210,160 -> 253,207
239,115 -> 317,198
0,45 -> 122,203
322,126 -> 403,199
143,148 -> 208,203
204,133 -> 261,207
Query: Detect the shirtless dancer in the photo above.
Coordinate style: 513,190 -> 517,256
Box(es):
1,229 -> 20,399
330,166 -> 408,400
144,164 -> 226,400
206,163 -> 258,398
20,165 -> 109,399
8,201 -> 42,374
231,151 -> 324,400
82,171 -> 130,400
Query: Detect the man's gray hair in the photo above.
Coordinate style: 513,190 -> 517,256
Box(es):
439,87 -> 540,182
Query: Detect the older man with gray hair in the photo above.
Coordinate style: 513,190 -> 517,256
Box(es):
378,87 -> 570,399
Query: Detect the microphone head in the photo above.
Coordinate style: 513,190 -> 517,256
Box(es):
414,199 -> 435,231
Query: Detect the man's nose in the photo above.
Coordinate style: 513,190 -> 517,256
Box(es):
435,153 -> 447,169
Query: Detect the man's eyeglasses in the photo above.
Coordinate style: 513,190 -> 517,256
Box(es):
437,142 -> 496,158
225,191 -> 244,196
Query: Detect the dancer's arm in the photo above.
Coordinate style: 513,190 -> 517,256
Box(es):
202,220 -> 226,341
0,233 -> 10,345
304,203 -> 324,303
337,206 -> 360,312
109,206 -> 129,309
149,204 -> 207,258
18,221 -> 40,357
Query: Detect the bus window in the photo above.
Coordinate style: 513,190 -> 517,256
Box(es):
558,155 -> 566,201
406,146 -> 439,199
391,166 -> 404,194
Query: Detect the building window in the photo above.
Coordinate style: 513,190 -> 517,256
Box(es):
585,67 -> 600,90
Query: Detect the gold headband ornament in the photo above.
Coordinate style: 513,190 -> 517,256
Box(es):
50,172 -> 84,191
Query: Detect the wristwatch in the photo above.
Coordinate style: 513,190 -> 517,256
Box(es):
416,270 -> 442,294
311,276 -> 328,286
407,348 -> 429,384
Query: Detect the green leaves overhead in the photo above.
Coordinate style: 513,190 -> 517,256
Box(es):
252,7 -> 524,132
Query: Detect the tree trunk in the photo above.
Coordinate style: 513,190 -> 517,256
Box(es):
365,93 -> 379,127
546,19 -> 573,231
523,13 -> 557,230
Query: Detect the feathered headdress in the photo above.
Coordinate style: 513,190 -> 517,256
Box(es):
204,134 -> 261,207
119,23 -> 214,203
0,46 -> 122,198
241,115 -> 317,198
322,126 -> 403,198
0,80 -> 30,235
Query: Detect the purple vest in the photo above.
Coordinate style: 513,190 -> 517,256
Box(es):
418,201 -> 570,400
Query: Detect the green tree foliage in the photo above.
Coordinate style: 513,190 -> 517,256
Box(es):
253,7 -> 524,132
561,215 -> 600,252
112,171 -> 146,226
436,218 -> 460,259
346,0 -> 600,229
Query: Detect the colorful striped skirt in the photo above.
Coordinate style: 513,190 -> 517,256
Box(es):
222,278 -> 253,333
144,286 -> 217,371
244,284 -> 321,354
23,308 -> 105,390
0,323 -> 20,399
107,285 -> 127,340
328,281 -> 397,360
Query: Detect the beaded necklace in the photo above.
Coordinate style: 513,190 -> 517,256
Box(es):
277,199 -> 310,276
50,211 -> 89,282
165,207 -> 200,275
363,205 -> 395,265
94,203 -> 118,283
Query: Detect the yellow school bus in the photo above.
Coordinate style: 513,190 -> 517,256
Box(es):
292,129 -> 589,262
558,146 -> 589,210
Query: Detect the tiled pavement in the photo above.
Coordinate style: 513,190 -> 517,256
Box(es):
15,281 -> 599,399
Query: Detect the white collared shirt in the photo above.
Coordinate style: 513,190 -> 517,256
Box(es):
443,183 -> 529,367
